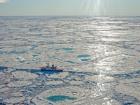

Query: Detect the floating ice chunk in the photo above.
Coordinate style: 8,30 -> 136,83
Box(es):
113,92 -> 140,105
11,92 -> 23,97
69,81 -> 83,85
7,81 -> 32,88
16,56 -> 25,62
115,78 -> 140,101
32,86 -> 91,105
0,84 -> 5,88
77,54 -> 91,62
47,81 -> 63,85
47,72 -> 69,79
0,72 -> 5,78
4,97 -> 24,104
85,75 -> 114,83
0,72 -> 12,84
0,87 -> 9,93
12,71 -> 38,80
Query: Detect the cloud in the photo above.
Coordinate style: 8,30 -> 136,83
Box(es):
0,0 -> 8,3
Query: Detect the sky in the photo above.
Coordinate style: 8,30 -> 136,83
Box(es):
0,0 -> 140,16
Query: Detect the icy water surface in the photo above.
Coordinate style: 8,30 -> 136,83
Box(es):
0,16 -> 140,105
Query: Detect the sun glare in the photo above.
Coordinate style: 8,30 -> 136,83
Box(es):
0,0 -> 7,3
81,0 -> 102,16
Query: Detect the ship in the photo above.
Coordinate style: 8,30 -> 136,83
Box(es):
40,64 -> 63,72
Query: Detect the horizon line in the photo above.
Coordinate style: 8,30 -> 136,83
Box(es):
0,15 -> 140,17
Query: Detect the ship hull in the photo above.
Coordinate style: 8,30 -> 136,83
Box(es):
41,68 -> 63,72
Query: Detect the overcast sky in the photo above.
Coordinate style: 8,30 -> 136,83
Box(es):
0,0 -> 140,16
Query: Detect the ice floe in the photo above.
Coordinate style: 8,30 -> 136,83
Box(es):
32,86 -> 91,105
12,71 -> 38,80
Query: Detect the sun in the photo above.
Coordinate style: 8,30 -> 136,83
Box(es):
0,0 -> 8,3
